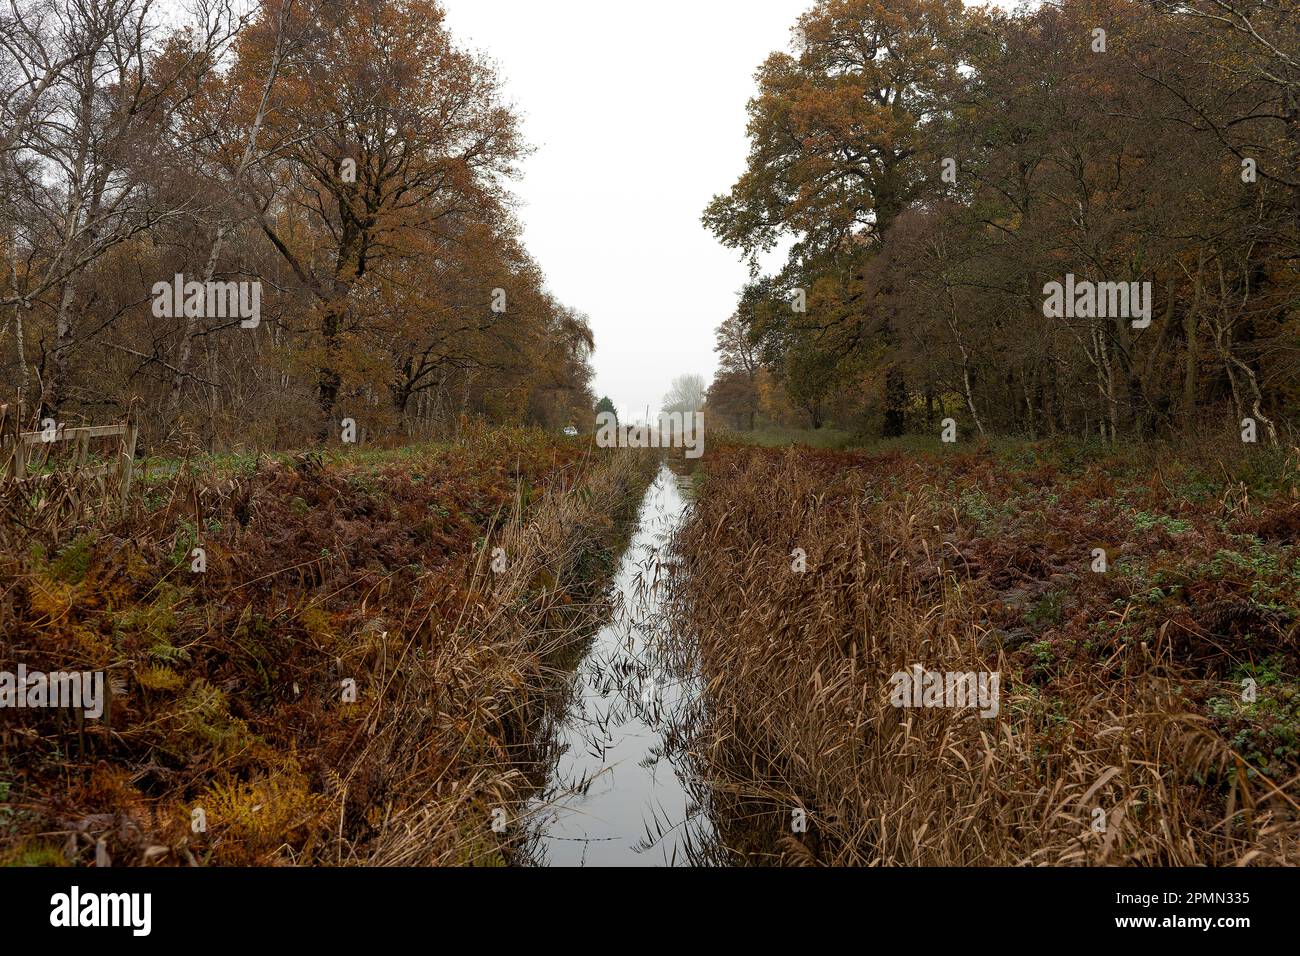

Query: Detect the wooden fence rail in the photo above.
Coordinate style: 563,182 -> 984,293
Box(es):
0,401 -> 139,508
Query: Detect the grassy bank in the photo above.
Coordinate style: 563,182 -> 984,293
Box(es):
0,427 -> 656,866
668,439 -> 1300,865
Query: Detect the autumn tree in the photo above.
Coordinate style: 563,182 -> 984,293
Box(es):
662,373 -> 706,414
708,312 -> 761,429
1,0 -> 597,452
704,0 -> 975,437
1,0 -> 240,418
704,0 -> 1299,445
229,0 -> 524,432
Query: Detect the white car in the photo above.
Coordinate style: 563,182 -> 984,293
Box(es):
562,425 -> 578,436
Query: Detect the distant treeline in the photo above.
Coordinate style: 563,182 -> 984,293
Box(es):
704,0 -> 1299,445
1,0 -> 594,451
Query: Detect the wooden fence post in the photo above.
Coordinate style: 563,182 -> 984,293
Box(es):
119,407 -> 138,511
75,429 -> 90,469
0,402 -> 9,480
5,400 -> 28,480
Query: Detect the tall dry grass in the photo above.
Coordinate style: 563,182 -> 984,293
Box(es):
1,429 -> 656,866
668,444 -> 1300,865
351,445 -> 657,865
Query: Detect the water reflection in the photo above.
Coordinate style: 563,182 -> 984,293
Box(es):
526,462 -> 716,866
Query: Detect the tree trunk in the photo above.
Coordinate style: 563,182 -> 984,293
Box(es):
42,281 -> 78,420
1182,249 -> 1206,424
882,364 -> 906,437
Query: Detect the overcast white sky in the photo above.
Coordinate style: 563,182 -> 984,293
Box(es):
439,1 -> 1026,422
438,0 -> 806,422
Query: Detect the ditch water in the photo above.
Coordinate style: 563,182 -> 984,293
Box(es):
526,462 -> 716,866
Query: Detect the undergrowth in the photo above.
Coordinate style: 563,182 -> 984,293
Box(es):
0,426 -> 655,866
668,439 -> 1300,865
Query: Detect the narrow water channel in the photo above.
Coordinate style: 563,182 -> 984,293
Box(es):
527,462 -> 714,866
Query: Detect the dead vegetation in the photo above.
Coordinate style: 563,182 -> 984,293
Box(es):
667,440 -> 1300,865
0,427 -> 655,866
